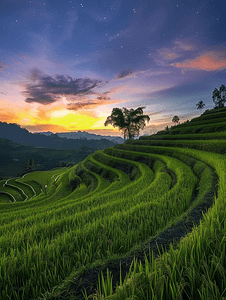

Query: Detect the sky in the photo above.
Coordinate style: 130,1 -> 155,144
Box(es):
0,0 -> 226,136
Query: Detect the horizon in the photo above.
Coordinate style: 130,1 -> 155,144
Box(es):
33,129 -> 124,137
0,120 -> 124,137
1,0 -> 226,135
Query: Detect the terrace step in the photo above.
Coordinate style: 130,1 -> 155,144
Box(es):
23,180 -> 42,196
0,191 -> 14,203
140,132 -> 226,140
0,105 -> 225,300
7,179 -> 34,200
0,181 -> 24,202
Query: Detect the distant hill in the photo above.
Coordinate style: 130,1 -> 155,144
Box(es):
0,122 -> 117,149
0,137 -> 97,177
39,131 -> 124,144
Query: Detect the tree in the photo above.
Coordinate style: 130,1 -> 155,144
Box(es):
23,158 -> 35,174
196,101 -> 205,112
59,161 -> 67,167
104,107 -> 150,140
172,115 -> 180,125
66,162 -> 74,167
165,125 -> 170,132
212,84 -> 226,109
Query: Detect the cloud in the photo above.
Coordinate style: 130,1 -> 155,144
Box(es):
23,124 -> 68,133
142,124 -> 158,135
146,110 -> 164,117
171,52 -> 226,71
149,38 -> 197,66
0,61 -> 11,71
0,110 -> 17,122
18,54 -> 28,58
66,92 -> 112,111
116,68 -> 133,79
67,102 -> 99,111
22,68 -> 102,105
13,58 -> 21,65
174,40 -> 195,51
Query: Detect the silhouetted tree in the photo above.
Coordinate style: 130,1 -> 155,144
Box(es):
104,107 -> 150,140
212,84 -> 226,109
196,101 -> 205,112
165,125 -> 170,132
172,115 -> 180,125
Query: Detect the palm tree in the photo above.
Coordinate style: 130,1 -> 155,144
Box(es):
212,84 -> 226,109
104,107 -> 150,140
172,115 -> 180,125
196,101 -> 205,112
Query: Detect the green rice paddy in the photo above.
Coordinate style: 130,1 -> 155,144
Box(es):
0,107 -> 226,300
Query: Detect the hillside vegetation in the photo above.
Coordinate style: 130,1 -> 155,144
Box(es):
0,107 -> 226,300
0,138 -> 98,177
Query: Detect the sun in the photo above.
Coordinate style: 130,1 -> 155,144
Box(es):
50,111 -> 101,131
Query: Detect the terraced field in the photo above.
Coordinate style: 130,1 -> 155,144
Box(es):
0,107 -> 226,300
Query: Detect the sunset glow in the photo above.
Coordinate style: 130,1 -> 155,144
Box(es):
0,0 -> 226,135
172,54 -> 226,71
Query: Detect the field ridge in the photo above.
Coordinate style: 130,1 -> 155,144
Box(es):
0,106 -> 226,300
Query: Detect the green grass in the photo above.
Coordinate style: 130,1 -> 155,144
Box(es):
0,181 -> 24,202
0,191 -> 13,203
140,131 -> 226,140
125,138 -> 226,154
169,121 -> 226,134
0,106 -> 226,300
94,148 -> 225,300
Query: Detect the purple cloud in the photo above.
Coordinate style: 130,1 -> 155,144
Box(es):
22,68 -> 102,105
116,68 -> 133,79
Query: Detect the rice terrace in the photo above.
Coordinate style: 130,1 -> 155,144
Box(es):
1,106 -> 226,300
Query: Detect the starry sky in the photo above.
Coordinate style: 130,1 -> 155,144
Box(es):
0,0 -> 226,136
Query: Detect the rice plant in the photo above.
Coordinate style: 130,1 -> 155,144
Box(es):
0,108 -> 226,300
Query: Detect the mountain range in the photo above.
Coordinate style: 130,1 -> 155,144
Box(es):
0,122 -> 123,149
40,131 -> 124,144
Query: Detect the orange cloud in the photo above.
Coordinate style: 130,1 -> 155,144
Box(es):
171,54 -> 226,71
23,124 -> 68,133
0,111 -> 18,123
150,39 -> 196,65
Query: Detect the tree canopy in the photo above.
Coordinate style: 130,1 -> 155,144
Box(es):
104,107 -> 150,140
172,115 -> 180,125
212,84 -> 226,109
196,100 -> 205,111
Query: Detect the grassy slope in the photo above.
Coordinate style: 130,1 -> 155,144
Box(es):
0,107 -> 226,300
